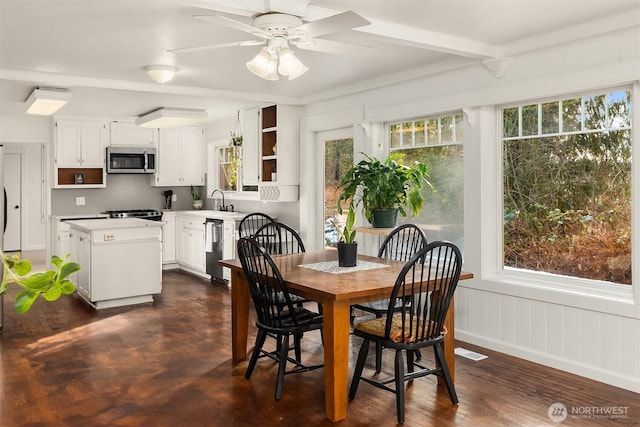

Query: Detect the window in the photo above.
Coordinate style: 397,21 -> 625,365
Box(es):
323,136 -> 354,247
217,145 -> 240,191
389,113 -> 464,249
501,88 -> 632,285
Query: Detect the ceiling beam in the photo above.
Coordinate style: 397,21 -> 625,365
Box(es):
354,18 -> 500,59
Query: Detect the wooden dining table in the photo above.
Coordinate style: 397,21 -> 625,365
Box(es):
219,250 -> 473,422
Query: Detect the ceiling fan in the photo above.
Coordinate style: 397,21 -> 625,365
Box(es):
168,11 -> 372,80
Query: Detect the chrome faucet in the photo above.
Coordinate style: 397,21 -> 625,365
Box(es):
210,189 -> 231,211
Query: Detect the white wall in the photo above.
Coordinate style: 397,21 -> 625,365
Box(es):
0,115 -> 51,250
299,26 -> 640,392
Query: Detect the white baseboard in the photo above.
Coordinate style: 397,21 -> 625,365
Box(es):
456,330 -> 640,393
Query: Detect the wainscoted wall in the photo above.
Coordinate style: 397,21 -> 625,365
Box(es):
300,26 -> 640,393
455,286 -> 639,392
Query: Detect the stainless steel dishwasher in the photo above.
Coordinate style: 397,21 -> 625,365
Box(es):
205,218 -> 225,283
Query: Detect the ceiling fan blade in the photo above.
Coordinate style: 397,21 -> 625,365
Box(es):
292,11 -> 370,39
168,40 -> 264,54
194,14 -> 271,38
292,38 -> 375,56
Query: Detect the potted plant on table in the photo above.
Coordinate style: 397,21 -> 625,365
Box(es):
190,185 -> 203,210
332,204 -> 358,267
337,153 -> 433,228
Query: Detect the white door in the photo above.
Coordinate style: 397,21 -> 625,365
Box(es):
3,152 -> 21,251
315,128 -> 354,248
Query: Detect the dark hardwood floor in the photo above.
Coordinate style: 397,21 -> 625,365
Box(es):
1,270 -> 638,426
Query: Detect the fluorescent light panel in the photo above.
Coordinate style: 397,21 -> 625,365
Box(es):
136,108 -> 208,128
25,88 -> 72,115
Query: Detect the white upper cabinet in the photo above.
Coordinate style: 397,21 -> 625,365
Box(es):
54,119 -> 108,188
55,119 -> 108,168
153,125 -> 205,187
110,121 -> 158,146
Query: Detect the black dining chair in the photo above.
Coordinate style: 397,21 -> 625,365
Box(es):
351,223 -> 428,372
237,237 -> 324,400
348,241 -> 462,423
253,221 -> 306,255
238,212 -> 274,238
254,221 -> 322,337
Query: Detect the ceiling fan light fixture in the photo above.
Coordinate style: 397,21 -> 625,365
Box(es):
264,57 -> 280,81
144,65 -> 179,84
246,47 -> 272,78
287,62 -> 308,80
277,47 -> 307,79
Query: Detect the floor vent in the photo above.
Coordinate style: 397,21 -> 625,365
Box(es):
454,347 -> 488,361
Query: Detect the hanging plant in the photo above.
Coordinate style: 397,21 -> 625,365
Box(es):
230,110 -> 243,146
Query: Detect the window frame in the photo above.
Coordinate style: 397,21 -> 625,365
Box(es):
483,84 -> 638,317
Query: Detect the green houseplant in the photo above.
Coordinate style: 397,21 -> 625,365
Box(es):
331,204 -> 358,267
338,153 -> 432,228
190,185 -> 203,210
0,252 -> 80,315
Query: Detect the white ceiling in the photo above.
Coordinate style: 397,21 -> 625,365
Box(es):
1,0 -> 639,121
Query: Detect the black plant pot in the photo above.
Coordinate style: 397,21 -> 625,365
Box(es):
337,242 -> 358,267
370,208 -> 398,228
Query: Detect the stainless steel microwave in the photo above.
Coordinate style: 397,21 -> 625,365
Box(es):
106,146 -> 156,174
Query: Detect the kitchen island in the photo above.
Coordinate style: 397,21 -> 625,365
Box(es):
66,218 -> 162,309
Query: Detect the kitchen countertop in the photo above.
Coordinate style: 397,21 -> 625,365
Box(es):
52,214 -> 110,221
65,218 -> 162,232
163,210 -> 249,221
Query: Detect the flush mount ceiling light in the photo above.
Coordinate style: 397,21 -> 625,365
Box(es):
246,37 -> 308,81
144,65 -> 179,84
25,87 -> 72,115
135,108 -> 207,128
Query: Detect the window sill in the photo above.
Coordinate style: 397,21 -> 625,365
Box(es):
463,268 -> 638,319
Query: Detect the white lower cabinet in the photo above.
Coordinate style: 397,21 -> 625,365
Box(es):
57,221 -> 72,260
162,212 -> 243,280
162,213 -> 176,264
176,216 -> 205,272
70,229 -> 91,300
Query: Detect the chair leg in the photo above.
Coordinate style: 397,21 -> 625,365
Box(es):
348,339 -> 370,400
375,342 -> 383,373
394,350 -> 405,424
245,329 -> 267,379
294,333 -> 302,363
433,344 -> 458,404
406,347 -> 415,375
414,348 -> 422,360
275,334 -> 290,400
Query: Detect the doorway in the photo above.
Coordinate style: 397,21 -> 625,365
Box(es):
315,128 -> 353,248
3,152 -> 21,251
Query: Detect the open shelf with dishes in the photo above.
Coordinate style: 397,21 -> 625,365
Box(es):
257,104 -> 300,201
